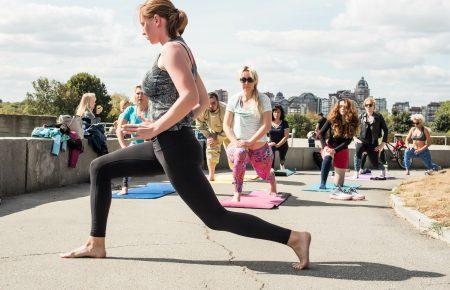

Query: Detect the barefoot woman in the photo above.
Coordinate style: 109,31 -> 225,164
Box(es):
61,0 -> 311,270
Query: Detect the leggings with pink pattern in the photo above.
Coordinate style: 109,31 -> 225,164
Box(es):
226,143 -> 275,193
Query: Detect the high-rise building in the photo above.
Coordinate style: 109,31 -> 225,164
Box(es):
426,102 -> 441,122
319,98 -> 331,117
355,77 -> 370,110
392,102 -> 410,113
272,92 -> 289,113
374,98 -> 387,112
287,93 -> 319,114
214,89 -> 228,103
410,106 -> 423,115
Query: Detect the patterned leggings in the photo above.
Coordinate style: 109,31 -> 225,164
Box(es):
227,143 -> 275,193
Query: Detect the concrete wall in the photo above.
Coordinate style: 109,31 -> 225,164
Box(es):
0,138 -> 121,196
0,114 -> 57,137
1,138 -> 449,197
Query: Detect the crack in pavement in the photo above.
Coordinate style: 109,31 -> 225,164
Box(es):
203,226 -> 265,289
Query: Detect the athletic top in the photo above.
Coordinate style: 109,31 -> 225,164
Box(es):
320,120 -> 353,152
227,93 -> 272,142
142,37 -> 197,131
412,127 -> 427,141
269,120 -> 289,144
121,105 -> 148,144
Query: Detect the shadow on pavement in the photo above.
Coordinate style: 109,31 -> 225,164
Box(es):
284,195 -> 390,209
107,257 -> 444,281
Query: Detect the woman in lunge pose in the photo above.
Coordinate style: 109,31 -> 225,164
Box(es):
353,97 -> 389,179
223,66 -> 278,202
61,0 -> 311,270
319,99 -> 363,200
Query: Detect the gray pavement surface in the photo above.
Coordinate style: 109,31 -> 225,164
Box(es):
1,170 -> 449,289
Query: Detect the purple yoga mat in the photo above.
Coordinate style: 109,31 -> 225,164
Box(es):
220,191 -> 290,209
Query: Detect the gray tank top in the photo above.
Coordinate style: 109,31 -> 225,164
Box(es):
142,37 -> 198,131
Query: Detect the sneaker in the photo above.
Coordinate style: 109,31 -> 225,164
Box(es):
329,187 -> 353,200
362,168 -> 371,175
380,168 -> 386,178
280,165 -> 286,171
352,173 -> 359,179
346,187 -> 365,201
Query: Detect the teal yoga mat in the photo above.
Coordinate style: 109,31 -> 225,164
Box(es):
303,183 -> 361,192
112,183 -> 176,199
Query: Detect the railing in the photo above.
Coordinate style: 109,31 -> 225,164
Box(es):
394,133 -> 448,145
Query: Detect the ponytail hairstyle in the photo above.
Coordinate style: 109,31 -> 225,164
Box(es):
140,0 -> 188,39
239,66 -> 263,117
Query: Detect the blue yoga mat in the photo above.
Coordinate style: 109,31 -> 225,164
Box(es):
303,183 -> 361,192
274,169 -> 296,177
112,183 -> 176,199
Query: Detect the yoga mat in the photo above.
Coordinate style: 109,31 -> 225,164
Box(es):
210,174 -> 259,184
345,174 -> 395,181
112,183 -> 176,199
303,183 -> 361,192
274,169 -> 296,176
220,191 -> 291,209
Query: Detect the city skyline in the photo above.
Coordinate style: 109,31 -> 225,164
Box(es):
1,0 -> 449,108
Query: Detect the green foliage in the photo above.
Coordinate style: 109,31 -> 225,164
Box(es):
433,101 -> 450,133
0,101 -> 27,115
286,113 -> 315,138
391,109 -> 412,134
108,93 -> 129,121
66,73 -> 112,121
24,78 -> 67,116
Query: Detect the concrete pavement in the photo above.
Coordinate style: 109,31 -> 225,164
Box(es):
0,170 -> 449,289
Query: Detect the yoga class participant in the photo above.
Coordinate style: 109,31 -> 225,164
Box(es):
353,97 -> 389,179
61,0 -> 311,270
404,114 -> 441,175
319,99 -> 363,200
223,66 -> 277,202
269,105 -> 290,170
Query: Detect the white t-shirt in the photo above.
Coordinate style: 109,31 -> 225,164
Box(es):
226,93 -> 272,142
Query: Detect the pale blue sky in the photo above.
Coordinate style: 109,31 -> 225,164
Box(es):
1,0 -> 449,109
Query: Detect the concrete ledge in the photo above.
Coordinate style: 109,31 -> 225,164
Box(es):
390,194 -> 449,244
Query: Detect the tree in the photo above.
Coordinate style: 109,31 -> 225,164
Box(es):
391,109 -> 412,134
433,101 -> 450,133
24,77 -> 66,116
108,93 -> 129,121
66,72 -> 112,121
285,113 -> 315,138
0,101 -> 27,115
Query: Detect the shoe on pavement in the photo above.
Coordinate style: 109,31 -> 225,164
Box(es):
329,187 -> 353,200
346,187 -> 365,201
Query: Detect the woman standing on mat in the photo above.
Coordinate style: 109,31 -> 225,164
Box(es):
353,97 -> 388,179
61,0 -> 311,270
404,114 -> 441,175
223,66 -> 277,203
269,105 -> 290,171
319,99 -> 363,200
116,85 -> 149,195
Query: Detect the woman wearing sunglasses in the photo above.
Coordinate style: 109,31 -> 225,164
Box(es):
353,98 -> 389,179
224,66 -> 277,203
319,99 -> 362,200
404,114 -> 441,175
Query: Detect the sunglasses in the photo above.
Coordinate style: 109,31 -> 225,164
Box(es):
413,122 -> 420,125
364,103 -> 374,108
240,77 -> 254,84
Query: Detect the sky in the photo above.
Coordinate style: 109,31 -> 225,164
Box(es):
1,0 -> 449,109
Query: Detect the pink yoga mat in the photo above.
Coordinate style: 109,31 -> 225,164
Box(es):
220,191 -> 290,209
345,174 -> 395,181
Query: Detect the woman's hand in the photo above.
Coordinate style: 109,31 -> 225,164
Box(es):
268,142 -> 276,147
354,137 -> 362,144
122,123 -> 160,140
375,142 -> 385,152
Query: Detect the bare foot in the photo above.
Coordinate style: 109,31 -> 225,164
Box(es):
231,192 -> 241,202
60,238 -> 106,259
287,231 -> 311,270
208,175 -> 215,181
118,187 -> 128,195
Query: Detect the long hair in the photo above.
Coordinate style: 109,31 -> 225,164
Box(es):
140,0 -> 188,39
272,105 -> 285,121
327,98 -> 359,138
239,66 -> 263,116
75,93 -> 95,117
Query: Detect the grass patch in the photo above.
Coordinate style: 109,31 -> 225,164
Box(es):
396,170 -> 450,225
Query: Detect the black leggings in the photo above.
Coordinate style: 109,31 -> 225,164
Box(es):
271,143 -> 289,168
89,127 -> 291,244
354,143 -> 384,171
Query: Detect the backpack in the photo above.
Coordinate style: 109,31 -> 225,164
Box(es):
58,115 -> 84,139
